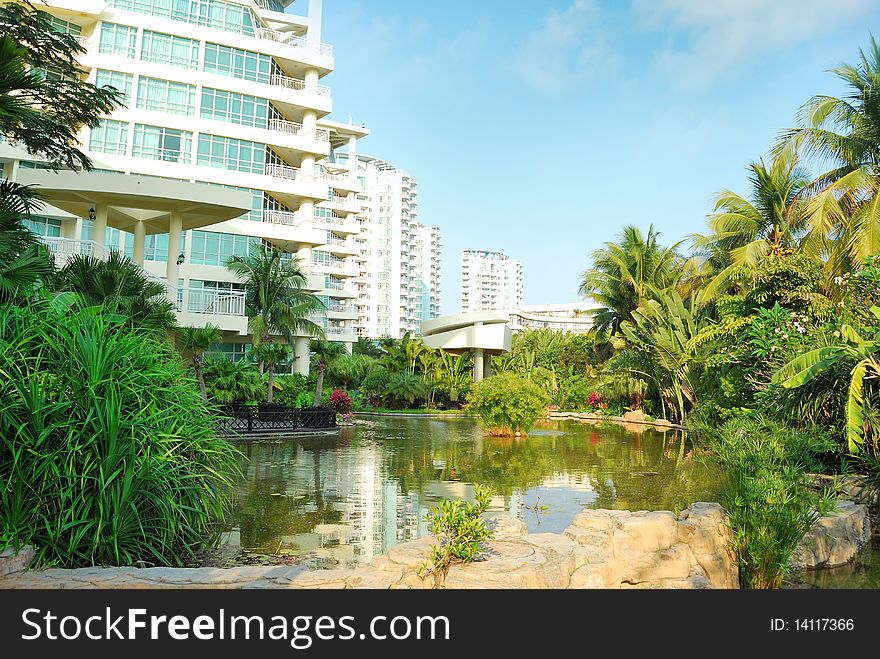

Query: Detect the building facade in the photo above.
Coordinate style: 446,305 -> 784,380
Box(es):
2,0 -> 368,374
460,249 -> 523,313
341,155 -> 441,339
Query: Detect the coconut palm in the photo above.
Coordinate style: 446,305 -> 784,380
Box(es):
776,37 -> 880,281
352,336 -> 383,358
579,225 -> 683,335
0,180 -> 53,298
310,339 -> 346,407
227,243 -> 324,373
53,251 -> 176,330
691,155 -> 810,303
175,324 -> 221,400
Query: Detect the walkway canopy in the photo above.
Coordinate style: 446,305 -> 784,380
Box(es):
421,311 -> 512,382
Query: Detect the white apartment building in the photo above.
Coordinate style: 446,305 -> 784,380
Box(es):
337,155 -> 441,339
508,303 -> 596,334
460,249 -> 523,312
1,0 -> 369,375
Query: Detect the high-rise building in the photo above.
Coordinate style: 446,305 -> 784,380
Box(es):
2,0 -> 368,374
340,155 -> 441,339
460,249 -> 523,312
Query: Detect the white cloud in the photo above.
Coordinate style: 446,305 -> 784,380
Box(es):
633,0 -> 879,88
515,0 -> 622,93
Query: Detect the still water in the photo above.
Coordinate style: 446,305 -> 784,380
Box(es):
228,416 -> 719,569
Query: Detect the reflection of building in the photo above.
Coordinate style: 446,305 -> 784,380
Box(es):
460,249 -> 523,312
508,303 -> 596,334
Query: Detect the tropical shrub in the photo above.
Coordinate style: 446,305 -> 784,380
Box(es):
385,371 -> 427,408
274,374 -> 309,407
467,372 -> 551,436
0,301 -> 241,567
360,367 -> 389,406
555,376 -> 595,411
328,389 -> 353,416
421,484 -> 494,588
707,418 -> 834,589
202,356 -> 262,405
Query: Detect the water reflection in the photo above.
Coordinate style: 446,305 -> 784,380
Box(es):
229,417 -> 719,568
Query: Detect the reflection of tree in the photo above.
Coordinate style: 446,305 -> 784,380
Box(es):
231,441 -> 343,551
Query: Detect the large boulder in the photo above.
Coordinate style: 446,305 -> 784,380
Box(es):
790,499 -> 872,571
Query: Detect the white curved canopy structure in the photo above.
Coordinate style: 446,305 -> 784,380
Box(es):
421,311 -> 512,382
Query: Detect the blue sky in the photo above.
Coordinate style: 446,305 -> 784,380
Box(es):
314,0 -> 879,315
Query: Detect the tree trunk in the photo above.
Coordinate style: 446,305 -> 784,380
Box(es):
267,363 -> 274,403
313,362 -> 325,407
194,355 -> 207,401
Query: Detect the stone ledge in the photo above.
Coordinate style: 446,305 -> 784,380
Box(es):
0,546 -> 35,578
790,499 -> 872,572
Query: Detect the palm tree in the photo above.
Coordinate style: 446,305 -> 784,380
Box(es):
776,37 -> 880,281
386,371 -> 427,408
0,180 -> 53,299
53,251 -> 176,330
251,341 -> 290,404
579,225 -> 683,335
691,154 -> 810,303
310,339 -> 346,407
328,353 -> 375,389
352,337 -> 383,358
202,356 -> 263,405
176,325 -> 221,400
227,243 -> 324,371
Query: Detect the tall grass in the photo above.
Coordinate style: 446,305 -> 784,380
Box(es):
0,299 -> 242,567
706,417 -> 834,588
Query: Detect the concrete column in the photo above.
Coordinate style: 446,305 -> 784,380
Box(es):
344,341 -> 353,355
60,218 -> 77,240
473,349 -> 485,383
347,135 -> 358,164
91,204 -> 108,247
294,337 -> 311,377
132,221 -> 146,265
298,199 -> 315,227
303,110 -> 318,138
301,154 -> 316,182
304,68 -> 320,92
307,0 -> 323,48
164,212 -> 183,288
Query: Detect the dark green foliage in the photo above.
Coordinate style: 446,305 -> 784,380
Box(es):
0,300 -> 241,566
467,372 -> 551,435
203,356 -> 263,405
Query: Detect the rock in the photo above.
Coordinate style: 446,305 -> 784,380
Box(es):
790,499 -> 872,571
0,546 -> 34,578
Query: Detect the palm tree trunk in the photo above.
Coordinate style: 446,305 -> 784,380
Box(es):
313,362 -> 325,407
194,355 -> 207,401
267,363 -> 274,404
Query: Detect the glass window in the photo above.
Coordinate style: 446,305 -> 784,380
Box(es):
140,30 -> 200,69
47,16 -> 83,36
22,216 -> 62,237
190,230 -> 256,266
133,124 -> 193,163
144,232 -> 188,262
136,76 -> 196,115
197,134 -> 265,174
95,69 -> 133,107
203,42 -> 271,83
200,88 -> 268,127
107,0 -> 256,36
89,119 -> 128,155
98,22 -> 136,58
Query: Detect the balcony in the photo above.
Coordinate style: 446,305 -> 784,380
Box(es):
264,210 -> 299,226
255,28 -> 334,57
177,288 -> 246,317
268,118 -> 331,142
270,74 -> 331,98
264,163 -> 300,180
40,236 -> 108,262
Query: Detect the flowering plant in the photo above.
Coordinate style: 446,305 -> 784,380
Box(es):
328,389 -> 353,415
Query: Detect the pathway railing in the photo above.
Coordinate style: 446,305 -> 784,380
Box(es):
219,405 -> 337,433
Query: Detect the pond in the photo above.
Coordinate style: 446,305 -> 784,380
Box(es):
227,416 -> 720,569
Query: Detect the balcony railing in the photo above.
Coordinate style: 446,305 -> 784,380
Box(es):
254,28 -> 334,57
266,118 -> 331,142
178,288 -> 246,317
328,303 -> 356,314
264,210 -> 298,226
269,74 -> 331,97
40,236 -> 108,261
264,163 -> 299,180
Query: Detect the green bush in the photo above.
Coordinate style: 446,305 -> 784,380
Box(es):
275,373 -> 309,407
421,484 -> 494,587
360,367 -> 389,404
556,375 -> 595,411
0,301 -> 242,567
466,372 -> 551,436
707,418 -> 834,589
